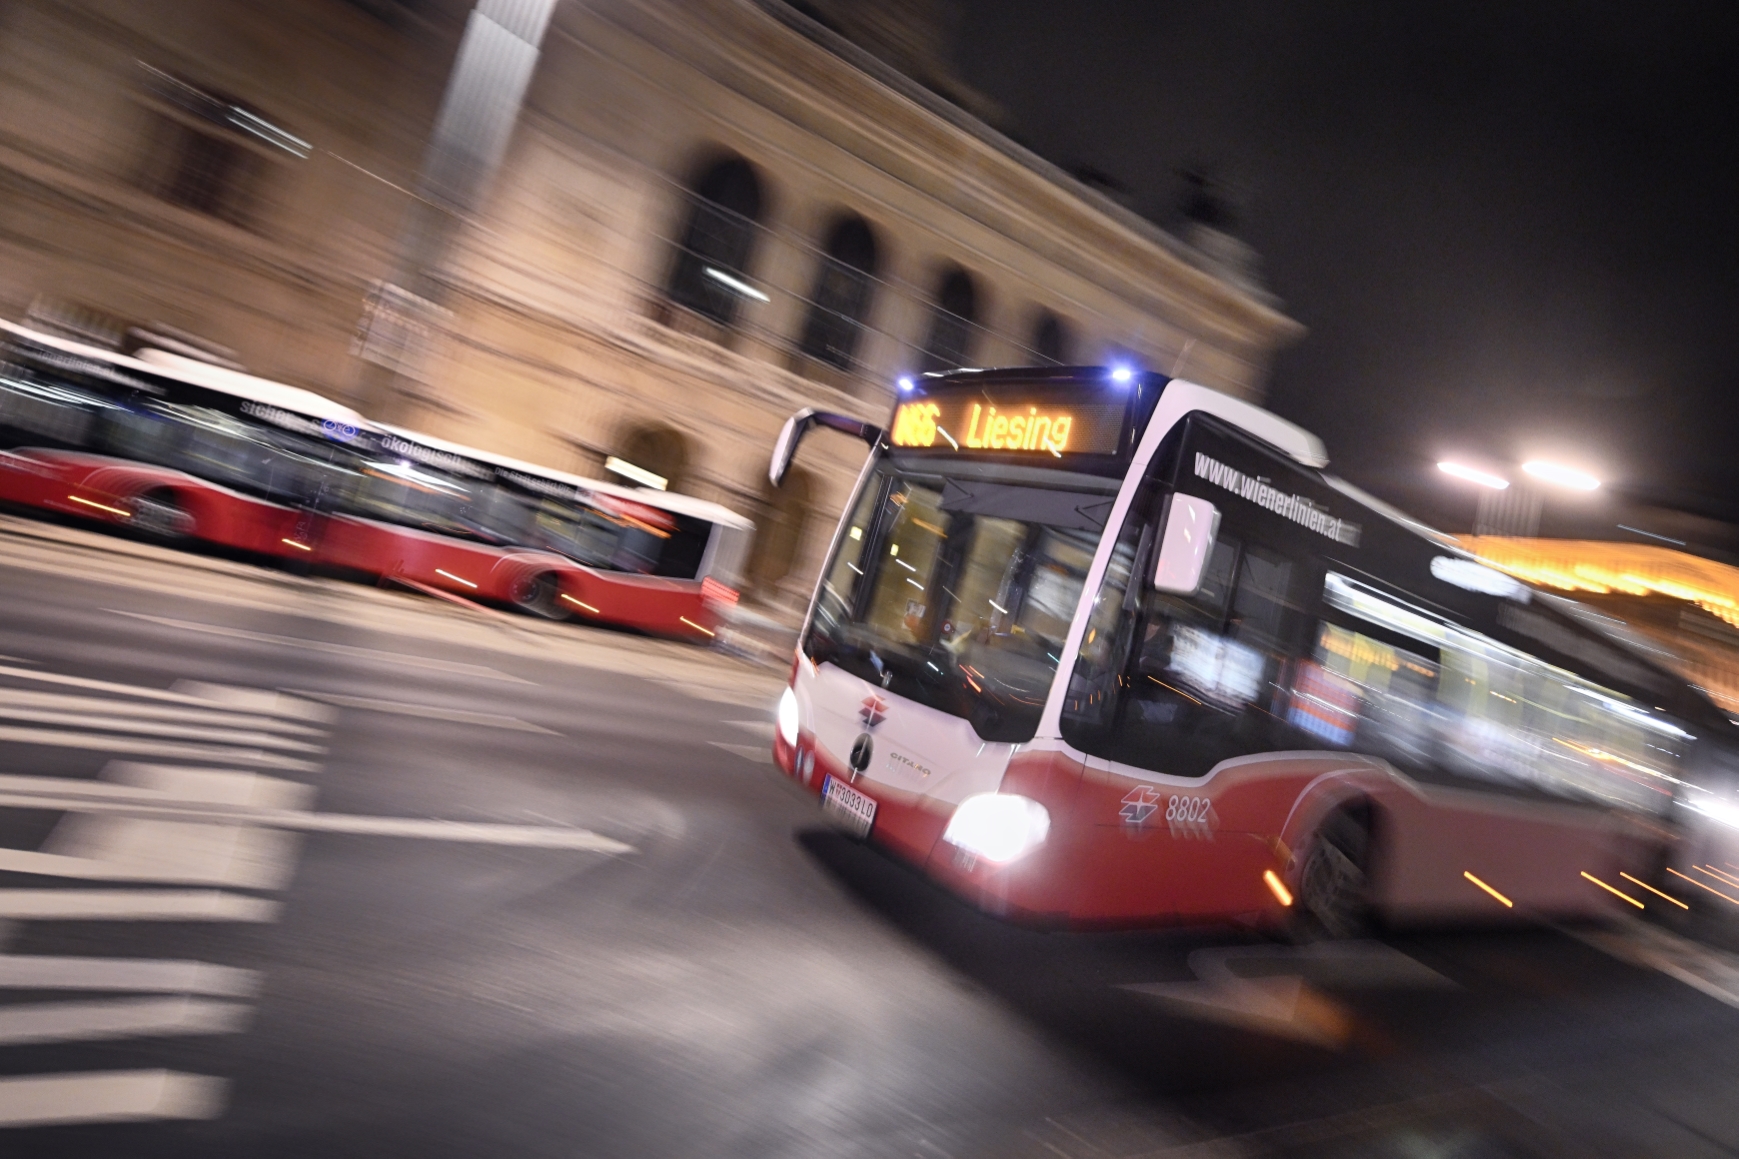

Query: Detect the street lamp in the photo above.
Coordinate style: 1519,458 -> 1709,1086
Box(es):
1522,460 -> 1600,491
1438,462 -> 1510,490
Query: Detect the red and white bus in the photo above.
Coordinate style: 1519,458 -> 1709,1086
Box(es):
326,424 -> 750,639
769,367 -> 1739,932
0,320 -> 749,640
0,318 -> 372,558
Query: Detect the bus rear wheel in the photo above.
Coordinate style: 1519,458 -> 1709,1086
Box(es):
1295,805 -> 1373,940
512,572 -> 568,620
130,491 -> 193,543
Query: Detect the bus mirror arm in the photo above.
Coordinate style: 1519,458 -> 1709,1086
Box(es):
1152,494 -> 1221,594
769,409 -> 885,487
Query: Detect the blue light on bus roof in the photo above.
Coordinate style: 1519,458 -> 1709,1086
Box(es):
1109,365 -> 1135,384
897,376 -> 915,392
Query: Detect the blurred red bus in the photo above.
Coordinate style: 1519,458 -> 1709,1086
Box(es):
329,424 -> 750,640
0,320 -> 749,640
768,367 -> 1739,932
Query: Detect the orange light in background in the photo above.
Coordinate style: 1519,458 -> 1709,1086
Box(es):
1262,869 -> 1293,906
1619,872 -> 1688,909
1581,871 -> 1644,909
1464,870 -> 1513,908
67,495 -> 130,518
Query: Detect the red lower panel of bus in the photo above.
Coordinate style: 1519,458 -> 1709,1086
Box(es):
776,690 -> 1665,928
0,449 -> 721,640
0,448 -> 307,557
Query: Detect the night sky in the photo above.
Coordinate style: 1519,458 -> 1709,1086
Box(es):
952,1 -> 1739,531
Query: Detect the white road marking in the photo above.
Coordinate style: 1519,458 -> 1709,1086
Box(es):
171,681 -> 335,722
710,741 -> 774,764
285,812 -> 635,850
0,687 -> 326,735
107,610 -> 534,683
8,817 -> 303,890
283,689 -> 560,734
0,726 -> 320,771
0,662 -> 313,714
0,954 -> 259,996
0,792 -> 635,853
0,709 -> 323,752
725,719 -> 776,735
0,890 -> 279,922
0,1070 -> 227,1127
0,996 -> 251,1046
0,769 -> 313,810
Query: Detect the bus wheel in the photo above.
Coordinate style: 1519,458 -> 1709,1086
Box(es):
1296,806 -> 1373,940
130,491 -> 193,543
512,572 -> 568,620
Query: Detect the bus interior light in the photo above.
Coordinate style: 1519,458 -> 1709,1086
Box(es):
942,793 -> 1051,864
776,686 -> 800,747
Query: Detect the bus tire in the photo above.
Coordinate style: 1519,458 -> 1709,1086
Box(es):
1295,804 -> 1373,940
130,491 -> 193,543
512,572 -> 568,620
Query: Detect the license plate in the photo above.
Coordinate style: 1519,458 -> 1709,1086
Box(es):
821,775 -> 876,839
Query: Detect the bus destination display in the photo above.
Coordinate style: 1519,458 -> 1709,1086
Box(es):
889,386 -> 1127,457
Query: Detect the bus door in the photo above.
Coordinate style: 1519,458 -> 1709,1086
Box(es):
1058,415 -> 1351,922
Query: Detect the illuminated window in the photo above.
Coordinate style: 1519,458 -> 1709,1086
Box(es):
666,156 -> 766,328
919,266 -> 979,372
798,215 -> 879,370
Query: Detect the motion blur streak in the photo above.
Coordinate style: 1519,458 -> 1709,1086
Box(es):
1620,872 -> 1689,909
1581,871 -> 1644,909
1668,867 -> 1739,904
1262,869 -> 1294,906
1464,871 -> 1514,907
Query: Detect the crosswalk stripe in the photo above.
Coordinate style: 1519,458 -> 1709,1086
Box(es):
0,996 -> 251,1046
0,727 -> 320,771
284,689 -> 560,734
0,688 -> 327,735
0,710 -> 324,752
108,610 -> 536,683
0,662 -> 310,713
0,889 -> 280,921
0,954 -> 259,996
0,790 -> 635,853
0,1070 -> 226,1127
0,770 -> 316,811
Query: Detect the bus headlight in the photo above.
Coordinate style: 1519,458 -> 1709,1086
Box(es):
942,793 -> 1051,864
776,686 -> 800,747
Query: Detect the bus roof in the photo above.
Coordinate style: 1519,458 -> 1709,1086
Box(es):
375,424 -> 754,530
0,319 -> 370,427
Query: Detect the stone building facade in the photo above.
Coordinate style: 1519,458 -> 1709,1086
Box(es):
0,0 -> 1302,612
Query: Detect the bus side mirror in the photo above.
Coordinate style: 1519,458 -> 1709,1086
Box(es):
1152,494 -> 1220,594
769,409 -> 885,487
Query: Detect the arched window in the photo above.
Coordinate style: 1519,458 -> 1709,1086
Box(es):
919,266 -> 978,372
1030,310 -> 1071,365
667,156 -> 765,328
798,215 -> 879,370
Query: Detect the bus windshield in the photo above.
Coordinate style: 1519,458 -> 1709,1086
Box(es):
804,456 -> 1117,742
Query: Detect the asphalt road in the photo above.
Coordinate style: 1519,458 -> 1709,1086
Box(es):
3,518 -> 1739,1157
